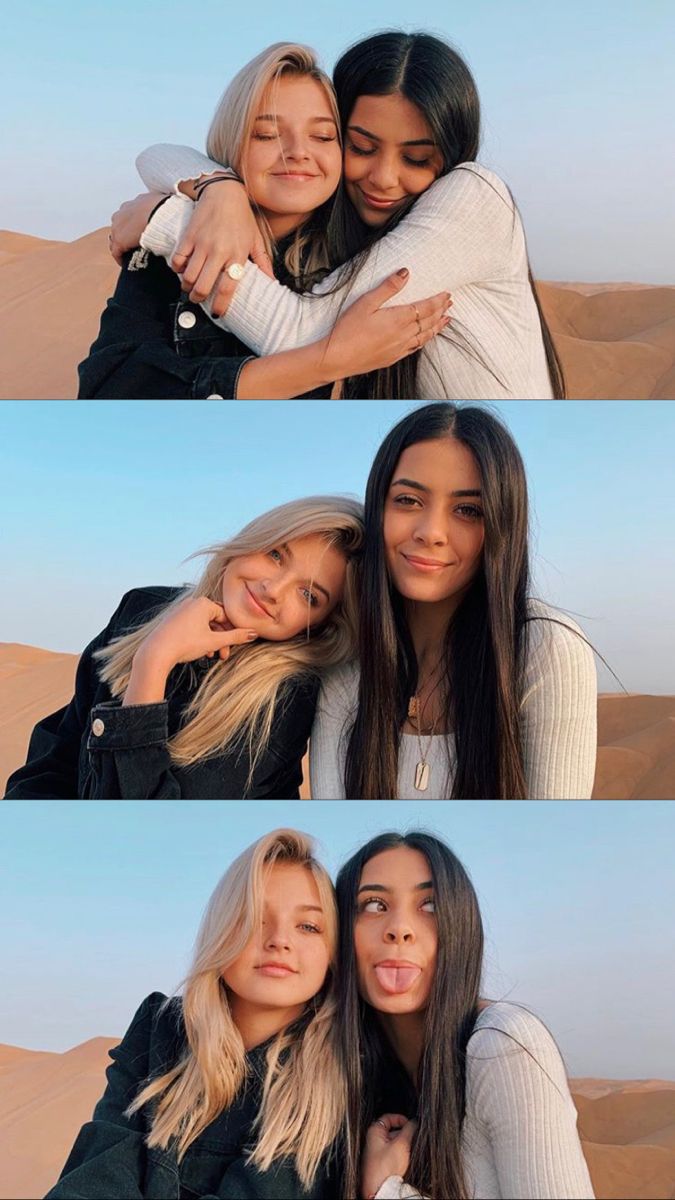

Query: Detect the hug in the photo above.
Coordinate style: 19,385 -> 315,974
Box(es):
5,403 -> 597,800
79,31 -> 564,400
44,828 -> 595,1199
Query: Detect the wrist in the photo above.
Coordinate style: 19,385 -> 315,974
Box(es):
316,335 -> 345,385
124,645 -> 172,705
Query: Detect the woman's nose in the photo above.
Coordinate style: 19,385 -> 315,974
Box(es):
367,154 -> 400,192
384,924 -> 414,944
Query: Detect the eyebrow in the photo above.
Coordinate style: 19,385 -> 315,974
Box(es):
348,124 -> 436,148
296,904 -> 324,913
281,542 -> 331,604
256,114 -> 337,126
391,477 -> 482,498
357,881 -> 434,894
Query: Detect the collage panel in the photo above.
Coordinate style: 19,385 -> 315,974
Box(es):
1,798 -> 674,1200
2,398 -> 674,803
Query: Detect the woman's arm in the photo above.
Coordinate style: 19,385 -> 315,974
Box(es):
140,160 -> 513,355
78,249 -> 256,399
467,1008 -> 595,1199
521,613 -> 598,799
3,592 -> 139,799
308,667 -> 360,799
44,993 -> 161,1198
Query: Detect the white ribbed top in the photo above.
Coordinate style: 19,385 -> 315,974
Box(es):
309,601 -> 597,800
374,1003 -> 595,1200
137,145 -> 554,399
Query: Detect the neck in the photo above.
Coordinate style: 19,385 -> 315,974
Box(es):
228,993 -> 305,1051
378,1010 -> 427,1085
405,592 -> 466,675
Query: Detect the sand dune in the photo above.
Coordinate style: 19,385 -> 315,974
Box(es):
0,1037 -> 673,1200
1,643 -> 673,797
1,227 -> 673,399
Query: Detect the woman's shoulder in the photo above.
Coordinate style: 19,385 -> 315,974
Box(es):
422,161 -> 516,217
120,990 -> 186,1052
467,1002 -> 566,1083
107,586 -> 185,630
523,599 -> 595,671
469,1000 -> 558,1052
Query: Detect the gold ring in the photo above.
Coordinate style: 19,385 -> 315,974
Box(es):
226,262 -> 245,281
414,304 -> 421,333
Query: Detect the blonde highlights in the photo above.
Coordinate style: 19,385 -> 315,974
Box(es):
127,829 -> 345,1186
95,496 -> 363,781
205,42 -> 340,285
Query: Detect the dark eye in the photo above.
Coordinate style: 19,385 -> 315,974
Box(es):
455,504 -> 483,520
393,494 -> 421,507
404,156 -> 432,168
361,897 -> 386,913
348,141 -> 375,157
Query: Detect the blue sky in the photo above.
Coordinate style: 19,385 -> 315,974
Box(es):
1,0 -> 673,282
1,399 -> 674,694
1,798 -> 673,1080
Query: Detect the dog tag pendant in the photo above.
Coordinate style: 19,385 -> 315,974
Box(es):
414,761 -> 430,791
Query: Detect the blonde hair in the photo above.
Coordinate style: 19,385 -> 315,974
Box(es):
206,42 -> 340,284
127,829 -> 345,1187
95,495 -> 363,781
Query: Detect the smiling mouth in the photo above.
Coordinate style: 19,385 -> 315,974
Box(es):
272,172 -> 320,180
402,553 -> 450,571
245,583 -> 273,618
358,188 -> 405,209
256,962 -> 298,977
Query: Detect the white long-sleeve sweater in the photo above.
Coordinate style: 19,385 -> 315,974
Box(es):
137,144 -> 554,400
309,600 -> 597,800
373,1002 -> 595,1200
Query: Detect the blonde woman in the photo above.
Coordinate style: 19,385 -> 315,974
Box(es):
4,496 -> 363,799
44,829 -> 345,1199
79,42 -> 449,399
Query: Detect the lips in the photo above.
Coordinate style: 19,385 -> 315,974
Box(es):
245,583 -> 273,618
402,553 -> 450,571
272,172 -> 319,181
374,960 -> 422,994
359,188 -> 405,209
256,962 -> 298,977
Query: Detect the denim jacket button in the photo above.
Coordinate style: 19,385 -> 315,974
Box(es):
178,311 -> 197,329
92,718 -> 105,736
206,393 -> 224,399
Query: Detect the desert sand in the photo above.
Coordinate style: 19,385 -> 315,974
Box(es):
0,1037 -> 673,1200
1,642 -> 674,797
1,228 -> 674,399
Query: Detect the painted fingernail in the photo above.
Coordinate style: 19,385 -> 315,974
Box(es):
397,267 -> 409,278
247,631 -> 259,640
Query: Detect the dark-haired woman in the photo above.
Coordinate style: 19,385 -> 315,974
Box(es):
336,831 -> 595,1199
310,403 -> 597,800
124,30 -> 563,399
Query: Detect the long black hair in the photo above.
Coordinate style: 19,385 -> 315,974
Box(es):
325,30 -> 565,398
335,831 -> 484,1200
344,402 -> 530,799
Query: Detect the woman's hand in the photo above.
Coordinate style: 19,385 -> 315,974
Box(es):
170,180 -> 275,313
362,1113 -> 418,1200
122,598 -> 258,706
109,192 -> 167,265
322,270 -> 452,381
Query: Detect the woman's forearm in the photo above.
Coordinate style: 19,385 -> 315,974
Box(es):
235,337 -> 335,398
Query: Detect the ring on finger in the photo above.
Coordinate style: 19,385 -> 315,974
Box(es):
226,261 -> 245,281
414,304 -> 422,334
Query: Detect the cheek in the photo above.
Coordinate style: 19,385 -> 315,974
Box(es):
344,152 -> 367,182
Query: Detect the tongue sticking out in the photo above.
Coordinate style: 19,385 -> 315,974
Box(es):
374,964 -> 422,994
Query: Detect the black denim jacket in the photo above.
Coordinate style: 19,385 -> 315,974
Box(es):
77,249 -> 331,400
44,992 -> 339,1199
4,587 -> 318,799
